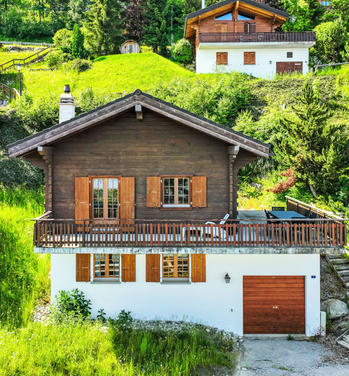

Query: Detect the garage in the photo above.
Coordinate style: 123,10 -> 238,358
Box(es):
276,62 -> 303,74
243,276 -> 305,334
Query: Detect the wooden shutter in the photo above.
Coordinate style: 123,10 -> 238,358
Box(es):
244,52 -> 255,65
146,177 -> 161,207
191,254 -> 206,282
76,254 -> 90,282
75,177 -> 90,220
119,177 -> 135,223
121,254 -> 136,282
192,176 -> 207,207
146,254 -> 161,282
216,52 -> 228,65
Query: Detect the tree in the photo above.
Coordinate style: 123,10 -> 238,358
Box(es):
53,28 -> 73,55
280,0 -> 324,31
72,23 -> 85,58
312,19 -> 349,63
142,0 -> 168,54
125,0 -> 144,42
275,80 -> 349,202
66,0 -> 90,28
83,0 -> 125,57
322,0 -> 349,31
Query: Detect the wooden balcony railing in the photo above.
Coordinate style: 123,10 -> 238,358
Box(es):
33,219 -> 347,248
199,32 -> 316,44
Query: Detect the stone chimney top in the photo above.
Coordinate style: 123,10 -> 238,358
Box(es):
59,84 -> 75,123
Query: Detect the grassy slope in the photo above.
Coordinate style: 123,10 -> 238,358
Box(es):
12,53 -> 194,98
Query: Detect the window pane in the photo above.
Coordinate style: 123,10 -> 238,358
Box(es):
108,254 -> 120,278
177,255 -> 189,278
93,179 -> 104,218
163,255 -> 175,278
95,254 -> 106,277
178,178 -> 189,204
108,178 -> 118,219
163,178 -> 175,204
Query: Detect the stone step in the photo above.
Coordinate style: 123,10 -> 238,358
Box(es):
331,259 -> 349,265
338,270 -> 349,277
333,264 -> 349,271
337,339 -> 349,350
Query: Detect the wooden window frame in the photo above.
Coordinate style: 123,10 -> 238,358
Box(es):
216,52 -> 228,66
93,254 -> 121,280
162,254 -> 190,281
90,176 -> 120,221
161,176 -> 192,209
244,52 -> 255,65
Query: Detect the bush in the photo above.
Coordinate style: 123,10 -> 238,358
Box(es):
114,309 -> 133,332
45,49 -> 65,69
53,28 -> 73,55
171,38 -> 193,64
52,289 -> 91,322
69,58 -> 92,72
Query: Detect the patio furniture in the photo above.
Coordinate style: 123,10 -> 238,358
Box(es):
272,206 -> 285,211
269,211 -> 305,220
183,213 -> 230,241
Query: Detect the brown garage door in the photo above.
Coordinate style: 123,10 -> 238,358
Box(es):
243,276 -> 305,334
276,62 -> 303,74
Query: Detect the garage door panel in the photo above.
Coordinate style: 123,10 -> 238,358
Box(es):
243,276 -> 305,334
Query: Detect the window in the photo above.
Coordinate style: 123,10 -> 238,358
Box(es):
216,12 -> 233,21
238,11 -> 255,21
163,254 -> 189,279
320,1 -> 331,6
162,177 -> 190,207
287,52 -> 293,58
244,52 -> 255,65
216,52 -> 228,66
94,254 -> 120,279
92,177 -> 118,219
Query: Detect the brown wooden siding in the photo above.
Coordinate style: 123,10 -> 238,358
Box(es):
51,109 -> 255,220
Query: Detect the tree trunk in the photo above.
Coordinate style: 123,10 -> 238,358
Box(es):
309,183 -> 317,198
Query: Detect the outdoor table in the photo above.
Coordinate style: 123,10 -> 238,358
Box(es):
269,211 -> 306,220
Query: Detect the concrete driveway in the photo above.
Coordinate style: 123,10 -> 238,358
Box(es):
237,338 -> 349,376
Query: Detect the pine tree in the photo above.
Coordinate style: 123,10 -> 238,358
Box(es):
125,0 -> 145,42
142,0 -> 168,54
72,23 -> 85,58
276,80 -> 349,201
83,0 -> 125,56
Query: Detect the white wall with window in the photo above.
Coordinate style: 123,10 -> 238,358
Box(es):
51,253 -> 320,336
196,44 -> 312,78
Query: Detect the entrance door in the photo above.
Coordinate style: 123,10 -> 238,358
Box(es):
243,276 -> 305,334
276,62 -> 303,74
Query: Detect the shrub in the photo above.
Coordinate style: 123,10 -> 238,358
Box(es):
72,23 -> 85,59
53,28 -> 73,55
70,58 -> 92,72
45,49 -> 65,69
114,310 -> 133,332
171,38 -> 193,64
52,289 -> 91,322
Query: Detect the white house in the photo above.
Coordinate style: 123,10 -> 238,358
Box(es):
185,0 -> 316,78
8,87 -> 346,336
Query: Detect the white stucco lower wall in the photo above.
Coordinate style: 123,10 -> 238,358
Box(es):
51,253 -> 320,336
196,44 -> 311,78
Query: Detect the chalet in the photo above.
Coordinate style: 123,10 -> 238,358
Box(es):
8,87 -> 346,336
185,0 -> 316,77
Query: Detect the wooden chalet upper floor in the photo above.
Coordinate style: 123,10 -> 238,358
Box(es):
185,0 -> 316,48
8,90 -> 345,250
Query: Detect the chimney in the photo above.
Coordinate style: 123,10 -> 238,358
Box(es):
202,0 -> 205,8
59,84 -> 75,123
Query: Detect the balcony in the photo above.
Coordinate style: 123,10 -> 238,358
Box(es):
199,31 -> 316,44
34,217 -> 347,249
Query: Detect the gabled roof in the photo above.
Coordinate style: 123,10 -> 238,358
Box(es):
8,90 -> 270,158
185,0 -> 288,38
187,0 -> 288,21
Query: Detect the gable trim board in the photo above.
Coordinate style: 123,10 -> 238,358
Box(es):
7,90 -> 270,159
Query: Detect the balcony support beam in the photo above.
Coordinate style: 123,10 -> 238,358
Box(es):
37,146 -> 53,212
228,145 -> 240,217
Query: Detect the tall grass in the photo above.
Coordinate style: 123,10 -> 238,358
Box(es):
0,186 -> 49,327
0,321 -> 236,376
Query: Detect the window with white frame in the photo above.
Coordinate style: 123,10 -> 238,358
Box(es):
162,177 -> 190,208
162,254 -> 190,279
94,254 -> 120,279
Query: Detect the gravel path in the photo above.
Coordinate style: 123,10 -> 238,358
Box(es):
237,338 -> 349,376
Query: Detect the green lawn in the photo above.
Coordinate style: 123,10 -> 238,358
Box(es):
10,53 -> 194,99
0,50 -> 36,65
